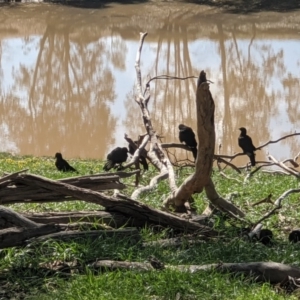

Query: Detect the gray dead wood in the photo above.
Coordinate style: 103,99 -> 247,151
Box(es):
22,210 -> 146,228
0,206 -> 39,229
16,173 -> 218,235
0,173 -> 127,205
27,228 -> 141,245
90,260 -> 300,284
0,224 -> 61,249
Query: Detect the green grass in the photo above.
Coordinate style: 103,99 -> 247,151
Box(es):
0,153 -> 300,299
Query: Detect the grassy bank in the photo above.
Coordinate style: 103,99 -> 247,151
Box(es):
0,153 -> 300,299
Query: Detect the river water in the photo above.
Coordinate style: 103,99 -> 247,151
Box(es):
1,2 -> 300,165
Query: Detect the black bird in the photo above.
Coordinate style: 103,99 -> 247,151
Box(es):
178,124 -> 197,160
55,152 -> 77,172
103,147 -> 128,171
238,127 -> 256,166
289,230 -> 300,243
128,141 -> 148,171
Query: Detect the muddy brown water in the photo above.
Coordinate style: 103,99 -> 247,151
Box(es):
1,2 -> 300,166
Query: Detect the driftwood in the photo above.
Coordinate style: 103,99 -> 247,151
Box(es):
12,173 -> 218,235
27,228 -> 141,245
90,260 -> 300,284
0,172 -> 128,204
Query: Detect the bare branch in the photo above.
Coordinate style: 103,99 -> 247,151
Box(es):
253,188 -> 300,226
256,132 -> 300,150
268,154 -> 300,178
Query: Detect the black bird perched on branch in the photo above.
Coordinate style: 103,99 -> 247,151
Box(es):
128,141 -> 148,171
103,147 -> 128,171
178,124 -> 197,160
238,127 -> 256,166
55,152 -> 77,172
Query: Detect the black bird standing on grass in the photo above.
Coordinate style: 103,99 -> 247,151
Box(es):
178,124 -> 197,160
238,127 -> 256,167
55,152 -> 77,172
128,141 -> 148,171
103,147 -> 128,171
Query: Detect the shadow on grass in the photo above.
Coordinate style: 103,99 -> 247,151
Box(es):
182,0 -> 300,14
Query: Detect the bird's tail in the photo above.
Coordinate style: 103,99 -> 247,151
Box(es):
103,160 -> 114,171
248,153 -> 256,166
139,156 -> 149,171
191,147 -> 197,161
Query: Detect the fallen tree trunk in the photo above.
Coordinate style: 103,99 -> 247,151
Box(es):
0,224 -> 61,249
27,228 -> 141,245
22,210 -> 144,228
0,206 -> 39,229
0,173 -> 127,205
91,260 -> 300,284
15,173 -> 218,235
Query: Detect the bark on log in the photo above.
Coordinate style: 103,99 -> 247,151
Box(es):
0,206 -> 39,229
22,210 -> 144,228
0,173 -> 127,205
91,260 -> 300,284
0,224 -> 61,249
16,174 -> 218,235
27,228 -> 141,245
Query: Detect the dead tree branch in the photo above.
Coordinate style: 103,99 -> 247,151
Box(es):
268,154 -> 300,178
90,260 -> 300,284
253,188 -> 300,226
15,173 -> 218,234
132,32 -> 178,199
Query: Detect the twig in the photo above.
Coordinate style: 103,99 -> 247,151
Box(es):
268,155 -> 300,178
256,132 -> 300,150
252,194 -> 273,207
253,188 -> 300,226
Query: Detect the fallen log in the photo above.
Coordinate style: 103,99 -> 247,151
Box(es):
22,210 -> 144,228
0,206 -> 39,229
0,224 -> 61,249
27,228 -> 141,245
16,173 -> 218,235
0,173 -> 127,205
91,260 -> 300,284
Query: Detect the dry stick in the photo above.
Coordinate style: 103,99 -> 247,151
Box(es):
132,32 -> 178,199
253,188 -> 300,227
214,132 -> 300,164
268,154 -> 300,178
17,173 -> 217,234
122,135 -> 150,170
145,75 -> 198,88
257,132 -> 300,150
162,143 -> 241,173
